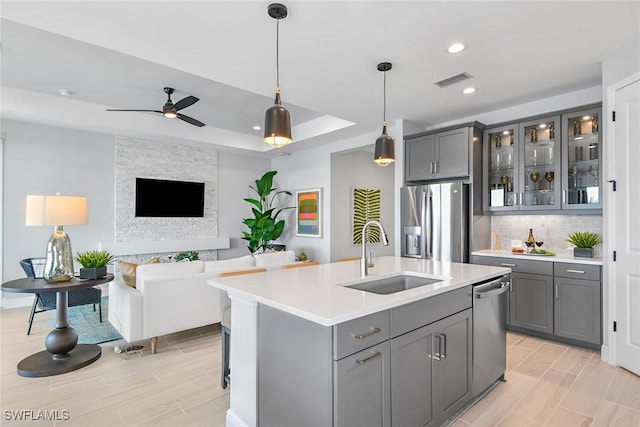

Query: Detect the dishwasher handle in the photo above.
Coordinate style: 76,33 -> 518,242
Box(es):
475,282 -> 510,298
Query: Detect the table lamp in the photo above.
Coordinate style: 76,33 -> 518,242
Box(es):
25,194 -> 88,283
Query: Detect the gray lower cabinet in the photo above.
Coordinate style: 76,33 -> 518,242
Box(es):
334,341 -> 391,427
554,263 -> 602,345
391,309 -> 472,427
471,255 -> 602,348
509,272 -> 554,334
257,286 -> 474,427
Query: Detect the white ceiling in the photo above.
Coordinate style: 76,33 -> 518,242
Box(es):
2,1 -> 639,156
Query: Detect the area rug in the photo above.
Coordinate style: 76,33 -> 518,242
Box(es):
54,297 -> 122,344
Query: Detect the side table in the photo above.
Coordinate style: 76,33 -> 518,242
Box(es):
2,274 -> 114,377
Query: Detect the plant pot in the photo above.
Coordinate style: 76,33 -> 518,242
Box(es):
573,247 -> 594,258
79,266 -> 107,279
266,244 -> 286,252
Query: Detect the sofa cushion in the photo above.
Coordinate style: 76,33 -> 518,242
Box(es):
135,260 -> 204,287
204,255 -> 255,275
118,257 -> 160,288
254,250 -> 296,268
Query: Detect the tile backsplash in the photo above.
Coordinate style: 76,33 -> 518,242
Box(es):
490,215 -> 604,257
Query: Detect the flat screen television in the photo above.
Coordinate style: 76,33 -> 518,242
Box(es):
135,178 -> 205,217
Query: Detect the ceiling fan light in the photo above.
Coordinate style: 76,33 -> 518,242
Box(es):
163,111 -> 177,119
374,125 -> 395,167
264,91 -> 292,147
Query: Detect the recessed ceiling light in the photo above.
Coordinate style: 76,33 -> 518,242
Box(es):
539,123 -> 547,128
502,131 -> 510,135
462,87 -> 476,94
582,115 -> 591,120
253,125 -> 262,131
58,89 -> 73,97
448,43 -> 465,54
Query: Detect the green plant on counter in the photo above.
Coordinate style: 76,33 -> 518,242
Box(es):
566,231 -> 602,248
175,251 -> 200,262
75,250 -> 114,268
242,170 -> 294,254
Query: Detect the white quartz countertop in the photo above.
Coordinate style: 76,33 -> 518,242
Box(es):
207,256 -> 509,326
472,249 -> 603,266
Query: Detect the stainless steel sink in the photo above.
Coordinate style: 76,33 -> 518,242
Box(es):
345,275 -> 443,295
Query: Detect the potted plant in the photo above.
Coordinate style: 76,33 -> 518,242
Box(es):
566,231 -> 602,258
174,251 -> 200,262
75,250 -> 114,279
242,170 -> 294,254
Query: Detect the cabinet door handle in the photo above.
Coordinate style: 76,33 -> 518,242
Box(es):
355,327 -> 381,340
555,284 -> 559,299
434,162 -> 438,174
440,334 -> 447,359
430,162 -> 435,174
355,351 -> 381,365
501,263 -> 517,267
566,269 -> 585,274
432,335 -> 441,361
562,190 -> 566,204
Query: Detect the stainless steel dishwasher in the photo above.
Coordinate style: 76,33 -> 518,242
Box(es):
472,273 -> 510,397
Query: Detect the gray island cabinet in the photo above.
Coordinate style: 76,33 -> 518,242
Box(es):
257,286 -> 473,427
207,256 -> 509,427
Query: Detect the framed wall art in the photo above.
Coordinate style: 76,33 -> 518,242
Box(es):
296,188 -> 322,237
352,188 -> 381,245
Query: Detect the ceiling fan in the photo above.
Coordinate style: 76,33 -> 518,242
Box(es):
106,87 -> 205,127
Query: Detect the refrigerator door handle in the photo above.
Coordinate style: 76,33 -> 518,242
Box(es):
425,190 -> 433,259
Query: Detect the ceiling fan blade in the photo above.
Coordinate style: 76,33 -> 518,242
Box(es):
173,95 -> 199,112
106,109 -> 163,113
177,113 -> 205,127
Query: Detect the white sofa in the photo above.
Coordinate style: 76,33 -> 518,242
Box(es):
108,251 -> 296,353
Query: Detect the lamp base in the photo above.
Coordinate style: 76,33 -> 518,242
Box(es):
44,226 -> 74,283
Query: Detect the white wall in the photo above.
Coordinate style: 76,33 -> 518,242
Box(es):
217,151 -> 271,260
330,150 -> 395,261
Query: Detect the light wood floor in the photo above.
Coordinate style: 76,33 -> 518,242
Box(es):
1,305 -> 639,426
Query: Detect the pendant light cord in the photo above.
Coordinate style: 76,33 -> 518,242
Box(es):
382,71 -> 387,125
276,17 -> 280,89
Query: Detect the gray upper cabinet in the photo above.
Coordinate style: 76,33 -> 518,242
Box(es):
483,104 -> 602,214
561,106 -> 602,210
405,124 -> 481,182
483,116 -> 562,212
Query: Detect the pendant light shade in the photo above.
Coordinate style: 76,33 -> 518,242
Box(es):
264,3 -> 292,148
374,62 -> 395,166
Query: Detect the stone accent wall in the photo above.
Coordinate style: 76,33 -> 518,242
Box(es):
490,215 -> 604,257
115,137 -> 218,243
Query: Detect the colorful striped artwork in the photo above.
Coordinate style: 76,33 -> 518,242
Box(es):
296,189 -> 322,237
352,188 -> 381,245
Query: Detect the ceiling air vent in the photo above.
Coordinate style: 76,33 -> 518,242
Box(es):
434,72 -> 472,88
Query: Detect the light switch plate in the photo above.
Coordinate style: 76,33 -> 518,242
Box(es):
511,240 -> 522,248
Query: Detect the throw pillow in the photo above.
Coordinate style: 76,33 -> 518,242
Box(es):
118,257 -> 160,288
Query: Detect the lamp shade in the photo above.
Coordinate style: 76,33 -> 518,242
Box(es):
374,125 -> 396,167
264,91 -> 292,148
26,195 -> 88,226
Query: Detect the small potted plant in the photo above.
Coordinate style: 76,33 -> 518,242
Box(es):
75,250 -> 114,279
566,231 -> 602,258
174,251 -> 200,262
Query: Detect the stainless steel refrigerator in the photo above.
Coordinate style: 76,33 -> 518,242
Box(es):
401,182 -> 469,262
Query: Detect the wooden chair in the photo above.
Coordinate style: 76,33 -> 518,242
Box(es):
338,257 -> 361,262
20,258 -> 102,335
219,268 -> 267,389
281,261 -> 319,269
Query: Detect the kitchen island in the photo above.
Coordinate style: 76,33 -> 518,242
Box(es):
208,256 -> 509,427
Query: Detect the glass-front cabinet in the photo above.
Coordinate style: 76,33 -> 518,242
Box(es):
483,104 -> 602,213
520,116 -> 561,211
484,124 -> 519,211
561,107 -> 602,210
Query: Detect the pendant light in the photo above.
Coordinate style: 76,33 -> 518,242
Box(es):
374,62 -> 395,167
264,3 -> 292,148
